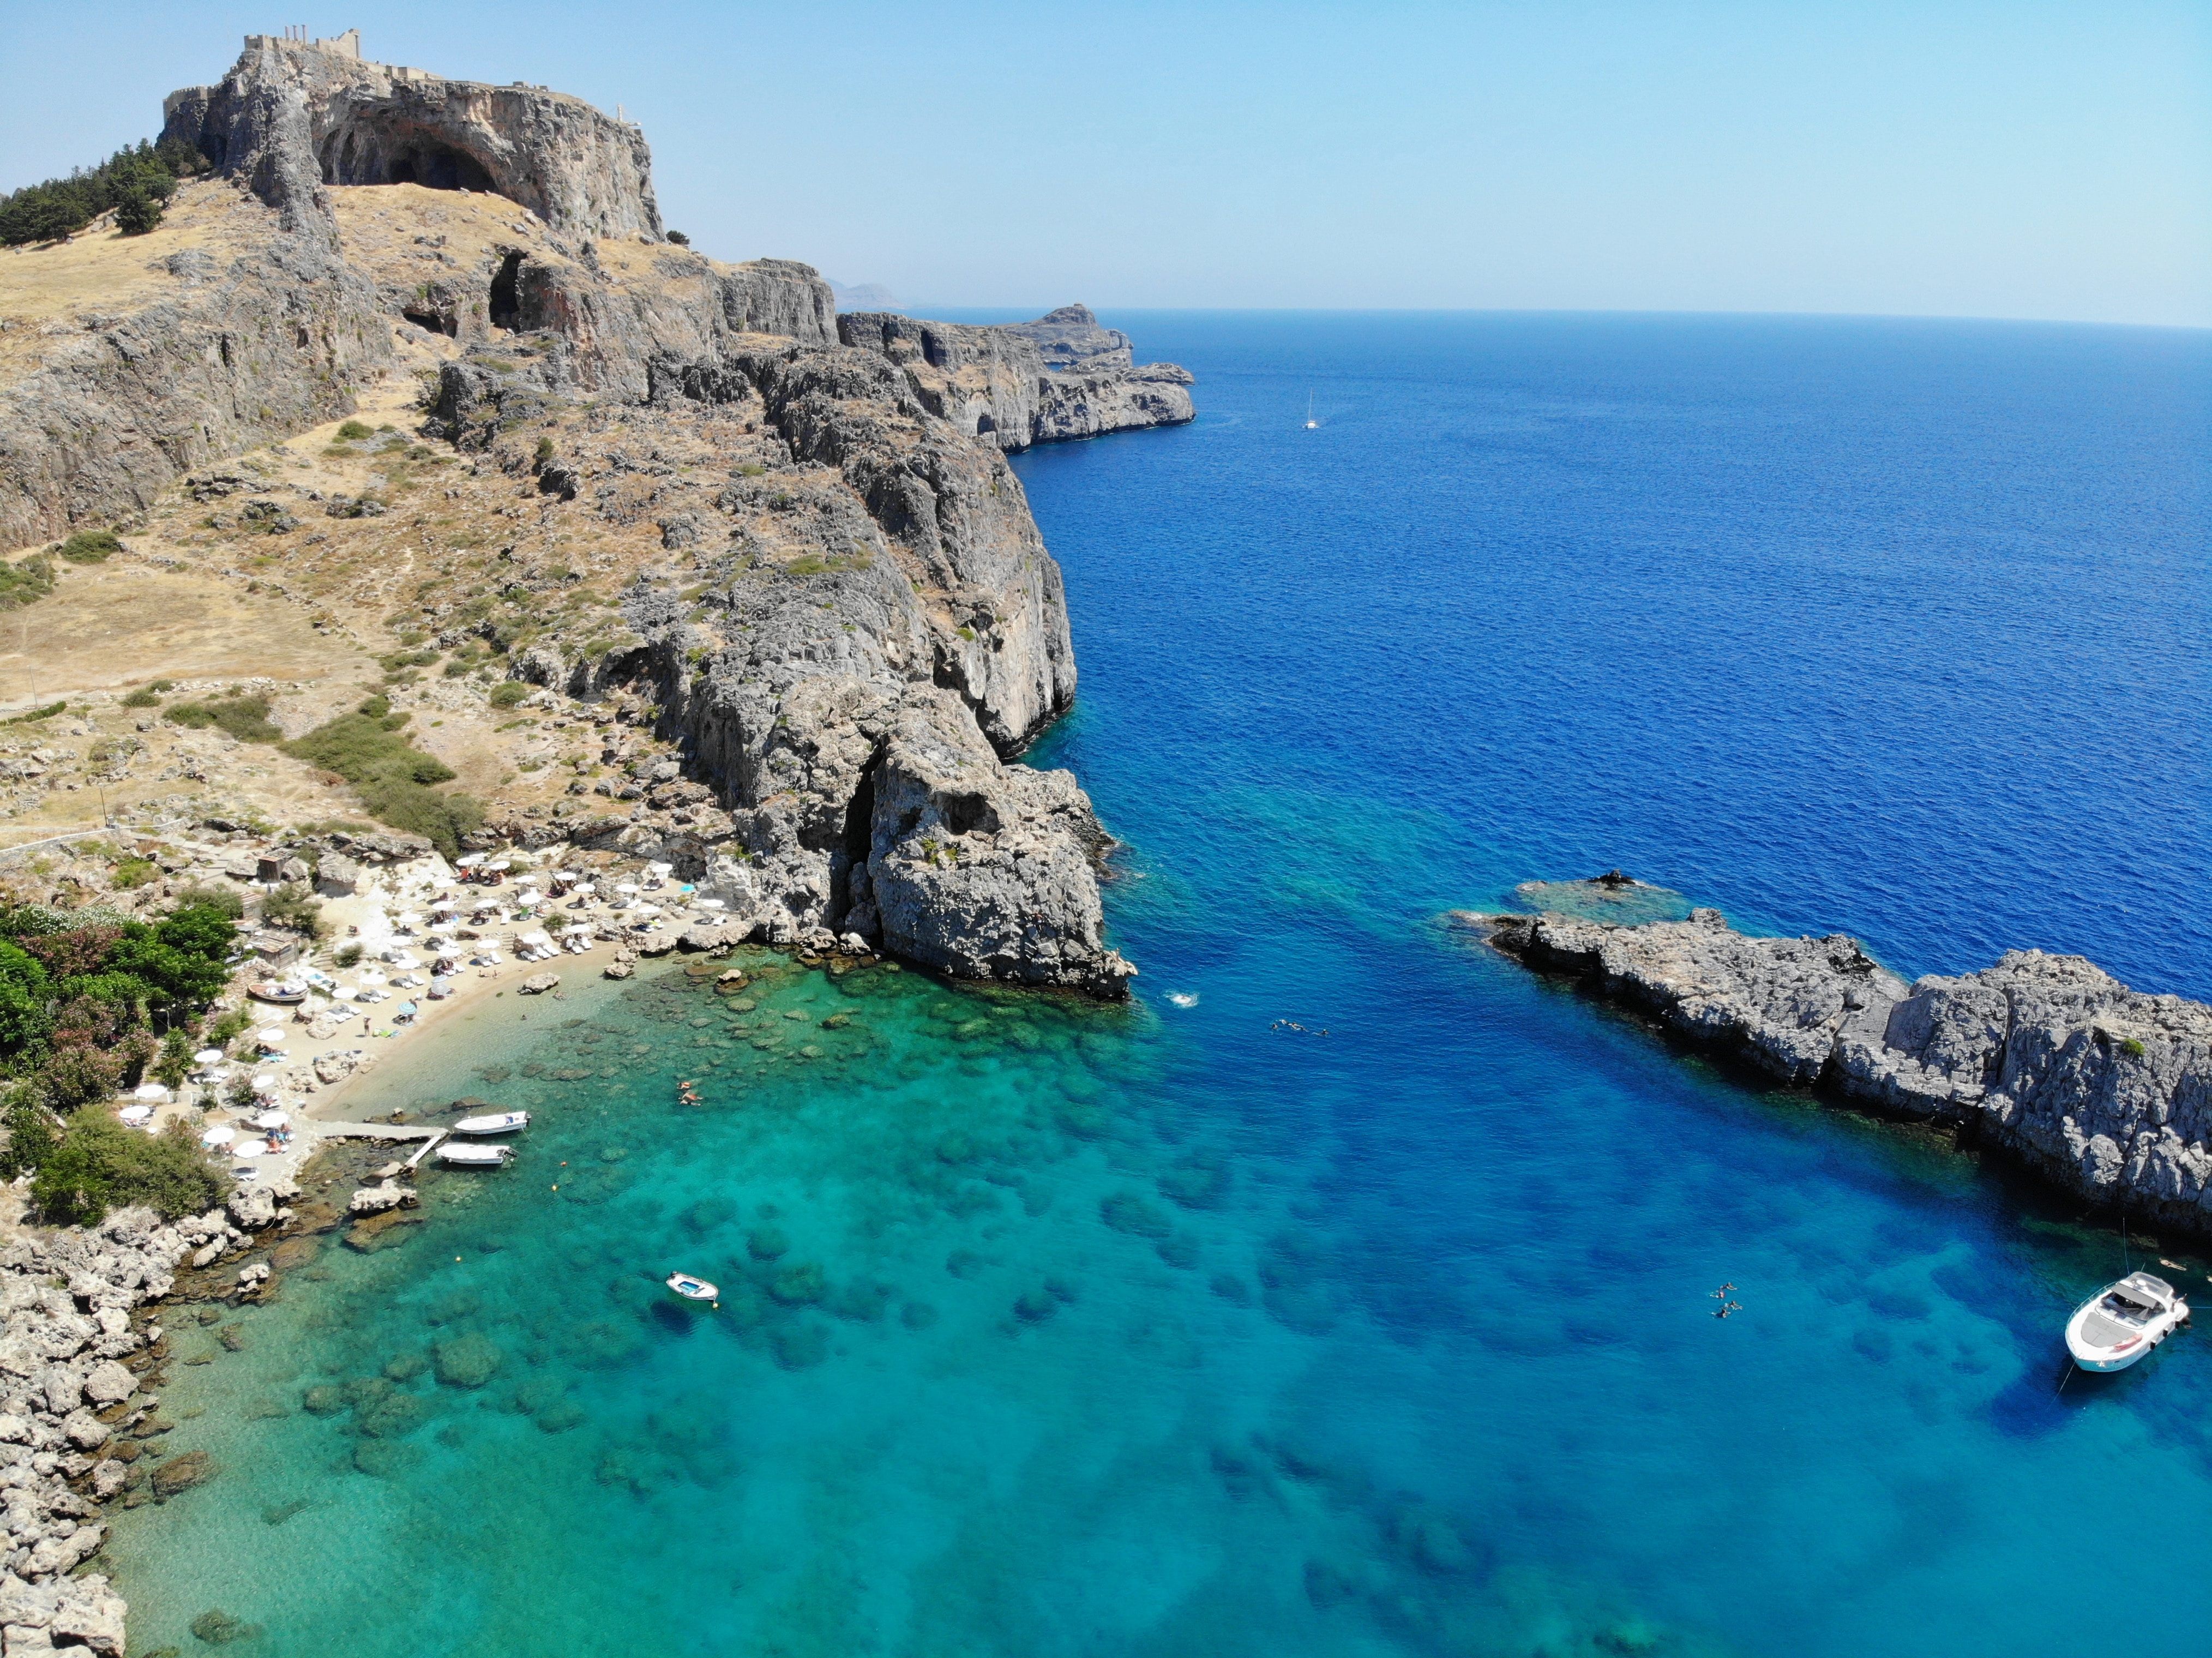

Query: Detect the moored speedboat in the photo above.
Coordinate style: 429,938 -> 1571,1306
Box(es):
666,1272 -> 718,1302
437,1142 -> 513,1168
2065,1271 -> 2188,1371
451,1110 -> 529,1135
248,981 -> 307,1005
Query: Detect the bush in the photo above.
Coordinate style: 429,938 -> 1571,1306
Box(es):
665,230 -> 689,246
121,687 -> 161,708
55,529 -> 121,564
261,881 -> 324,937
165,693 -> 283,743
333,942 -> 363,969
171,882 -> 243,920
205,1006 -> 251,1047
0,1092 -> 57,1180
0,557 -> 55,611
489,681 -> 528,708
111,856 -> 158,890
336,420 -> 374,441
113,189 -> 163,236
280,704 -> 482,854
31,1113 -> 224,1226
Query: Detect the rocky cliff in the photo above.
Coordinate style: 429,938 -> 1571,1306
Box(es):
1471,894 -> 2212,1236
837,305 -> 1194,449
163,34 -> 663,239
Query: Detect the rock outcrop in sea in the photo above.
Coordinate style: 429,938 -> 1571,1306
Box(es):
1468,890 -> 2212,1236
2,31 -> 1187,997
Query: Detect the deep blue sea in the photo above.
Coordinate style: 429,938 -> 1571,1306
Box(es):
111,314 -> 2211,1658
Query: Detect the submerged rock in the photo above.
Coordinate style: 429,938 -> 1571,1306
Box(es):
432,1333 -> 505,1389
151,1449 -> 216,1498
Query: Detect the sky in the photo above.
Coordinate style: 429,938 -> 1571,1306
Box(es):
2,1 -> 2206,326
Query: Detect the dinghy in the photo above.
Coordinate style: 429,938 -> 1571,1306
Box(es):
452,1110 -> 529,1136
248,980 -> 307,1005
437,1142 -> 513,1168
2065,1271 -> 2189,1371
666,1272 -> 719,1302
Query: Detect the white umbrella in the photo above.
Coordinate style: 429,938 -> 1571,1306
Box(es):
570,882 -> 596,896
360,968 -> 388,985
256,1028 -> 287,1047
456,854 -> 486,868
389,952 -> 423,970
201,1126 -> 237,1146
233,1140 -> 268,1158
134,1082 -> 169,1102
252,1073 -> 280,1094
119,1105 -> 155,1127
648,862 -> 674,875
430,899 -> 458,913
487,858 -> 512,872
614,882 -> 639,895
333,985 -> 357,1000
251,1109 -> 288,1130
395,910 -> 422,928
562,923 -> 594,935
697,898 -> 726,911
520,930 -> 552,946
193,1048 -> 225,1066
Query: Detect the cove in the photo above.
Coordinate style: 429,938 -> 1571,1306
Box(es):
109,313 -> 2212,1657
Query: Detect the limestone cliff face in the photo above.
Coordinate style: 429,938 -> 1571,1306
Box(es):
1478,902 -> 2212,1237
3,35 -> 1167,999
0,184 -> 389,552
837,305 -> 1194,450
164,35 -> 663,239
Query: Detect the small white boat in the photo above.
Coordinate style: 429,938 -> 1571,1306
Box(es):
2065,1271 -> 2189,1371
437,1142 -> 513,1168
249,982 -> 306,1005
666,1272 -> 718,1302
452,1110 -> 529,1136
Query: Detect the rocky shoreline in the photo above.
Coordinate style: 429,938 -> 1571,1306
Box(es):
1462,880 -> 2212,1237
0,1170 -> 300,1656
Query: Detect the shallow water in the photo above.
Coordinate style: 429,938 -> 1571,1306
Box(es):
112,314 -> 2212,1656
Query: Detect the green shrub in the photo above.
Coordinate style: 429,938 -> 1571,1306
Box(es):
665,230 -> 689,246
170,883 -> 243,920
113,189 -> 163,236
121,687 -> 162,708
336,420 -> 374,441
2121,1037 -> 2147,1058
31,1112 -> 224,1226
260,881 -> 324,938
489,681 -> 528,708
333,942 -> 364,969
281,708 -> 481,857
0,557 -> 55,610
111,856 -> 158,890
164,694 -> 283,742
205,1007 -> 251,1047
55,529 -> 122,564
0,137 -> 197,248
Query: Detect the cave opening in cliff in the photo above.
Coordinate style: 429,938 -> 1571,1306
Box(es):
975,413 -> 997,437
387,143 -> 495,193
489,252 -> 524,330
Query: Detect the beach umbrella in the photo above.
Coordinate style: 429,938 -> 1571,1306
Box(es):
252,1073 -> 280,1094
648,861 -> 673,875
395,910 -> 422,928
193,1048 -> 226,1066
251,1109 -> 288,1130
201,1126 -> 237,1147
696,898 -> 726,911
233,1140 -> 267,1158
487,858 -> 512,872
119,1105 -> 155,1127
562,923 -> 594,936
389,952 -> 423,970
457,854 -> 486,868
134,1082 -> 170,1102
256,1027 -> 287,1047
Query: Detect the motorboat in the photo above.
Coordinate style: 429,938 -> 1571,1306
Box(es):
452,1110 -> 529,1136
437,1142 -> 513,1168
2065,1271 -> 2189,1371
666,1272 -> 719,1302
248,980 -> 307,1005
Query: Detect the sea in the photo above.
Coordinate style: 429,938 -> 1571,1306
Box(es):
109,313 -> 2211,1657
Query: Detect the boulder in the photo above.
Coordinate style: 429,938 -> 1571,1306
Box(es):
79,1363 -> 134,1408
315,852 -> 361,896
519,973 -> 561,995
150,1449 -> 216,1498
602,961 -> 634,980
432,1332 -> 504,1389
347,1184 -> 416,1215
313,1051 -> 358,1085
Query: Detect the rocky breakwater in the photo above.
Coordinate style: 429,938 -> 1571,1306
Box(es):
1472,892 -> 2212,1235
0,1173 -> 296,1655
837,305 -> 1194,449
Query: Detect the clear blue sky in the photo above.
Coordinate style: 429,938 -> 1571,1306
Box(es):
3,1 -> 2206,325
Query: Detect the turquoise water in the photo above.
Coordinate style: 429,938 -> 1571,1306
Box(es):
111,314 -> 2212,1656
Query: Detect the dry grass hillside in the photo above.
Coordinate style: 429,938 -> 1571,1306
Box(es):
0,183 -> 733,852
